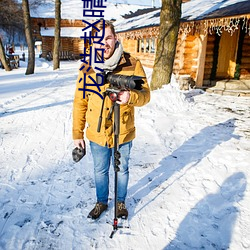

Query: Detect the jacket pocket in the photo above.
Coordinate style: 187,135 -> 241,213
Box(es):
120,106 -> 134,134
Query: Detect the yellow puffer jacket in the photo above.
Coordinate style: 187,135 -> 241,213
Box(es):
72,52 -> 150,148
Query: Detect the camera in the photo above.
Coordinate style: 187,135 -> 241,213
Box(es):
106,73 -> 144,90
97,72 -> 144,90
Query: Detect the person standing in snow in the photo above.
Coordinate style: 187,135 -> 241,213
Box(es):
72,20 -> 150,220
8,46 -> 15,54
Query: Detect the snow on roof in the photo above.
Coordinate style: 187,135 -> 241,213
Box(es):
114,0 -> 250,33
114,8 -> 160,33
30,1 -> 151,21
40,27 -> 83,38
182,0 -> 250,21
32,0 -> 250,36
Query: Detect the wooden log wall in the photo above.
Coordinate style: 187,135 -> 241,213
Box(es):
120,38 -> 156,68
203,34 -> 215,82
41,37 -> 87,59
240,35 -> 250,79
173,34 -> 199,80
73,39 -> 86,55
41,37 -> 53,58
183,35 -> 198,79
173,34 -> 185,75
32,18 -> 84,29
134,53 -> 155,68
121,39 -> 137,54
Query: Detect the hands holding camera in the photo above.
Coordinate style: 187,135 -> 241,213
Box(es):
116,90 -> 130,105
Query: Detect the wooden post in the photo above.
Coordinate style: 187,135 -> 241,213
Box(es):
195,32 -> 207,88
139,39 -> 142,53
149,39 -> 152,53
144,38 -> 146,54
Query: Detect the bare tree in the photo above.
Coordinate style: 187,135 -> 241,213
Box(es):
22,0 -> 35,75
53,0 -> 61,70
0,0 -> 23,33
0,0 -> 23,71
0,37 -> 11,71
151,0 -> 182,90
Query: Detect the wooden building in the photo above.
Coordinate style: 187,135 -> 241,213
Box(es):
31,18 -> 87,60
115,0 -> 250,88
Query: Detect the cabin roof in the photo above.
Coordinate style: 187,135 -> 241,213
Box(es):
182,0 -> 250,21
30,1 -> 151,21
114,0 -> 250,33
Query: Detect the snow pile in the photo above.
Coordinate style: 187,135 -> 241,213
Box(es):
146,82 -> 192,113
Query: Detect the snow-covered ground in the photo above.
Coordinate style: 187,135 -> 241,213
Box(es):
0,49 -> 250,250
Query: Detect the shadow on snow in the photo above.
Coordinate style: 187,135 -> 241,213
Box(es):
0,100 -> 73,117
128,118 -> 239,213
164,172 -> 247,249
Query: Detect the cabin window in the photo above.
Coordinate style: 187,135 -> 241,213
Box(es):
150,38 -> 155,53
137,38 -> 156,54
137,38 -> 145,53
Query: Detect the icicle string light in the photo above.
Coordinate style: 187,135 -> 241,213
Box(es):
117,16 -> 250,40
179,16 -> 250,36
117,26 -> 159,40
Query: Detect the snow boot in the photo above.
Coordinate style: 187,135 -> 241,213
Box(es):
117,202 -> 128,219
87,202 -> 108,220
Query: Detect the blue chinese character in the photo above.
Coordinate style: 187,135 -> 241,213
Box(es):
80,46 -> 92,66
81,19 -> 105,45
78,72 -> 105,100
82,0 -> 107,9
83,9 -> 105,18
82,0 -> 93,9
94,0 -> 107,8
93,48 -> 105,63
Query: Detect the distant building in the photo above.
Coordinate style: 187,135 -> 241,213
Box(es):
30,2 -> 151,60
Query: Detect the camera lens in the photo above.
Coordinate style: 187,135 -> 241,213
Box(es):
108,92 -> 118,102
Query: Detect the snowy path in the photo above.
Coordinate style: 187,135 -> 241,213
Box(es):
0,60 -> 250,249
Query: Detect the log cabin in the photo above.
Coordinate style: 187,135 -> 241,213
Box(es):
115,0 -> 250,93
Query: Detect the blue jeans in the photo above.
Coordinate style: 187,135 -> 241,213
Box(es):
90,141 -> 132,205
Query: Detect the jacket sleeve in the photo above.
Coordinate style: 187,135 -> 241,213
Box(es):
72,69 -> 88,140
128,59 -> 150,107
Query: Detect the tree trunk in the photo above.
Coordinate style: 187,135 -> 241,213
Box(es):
53,0 -> 61,70
151,0 -> 182,90
0,37 -> 11,71
22,0 -> 35,75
